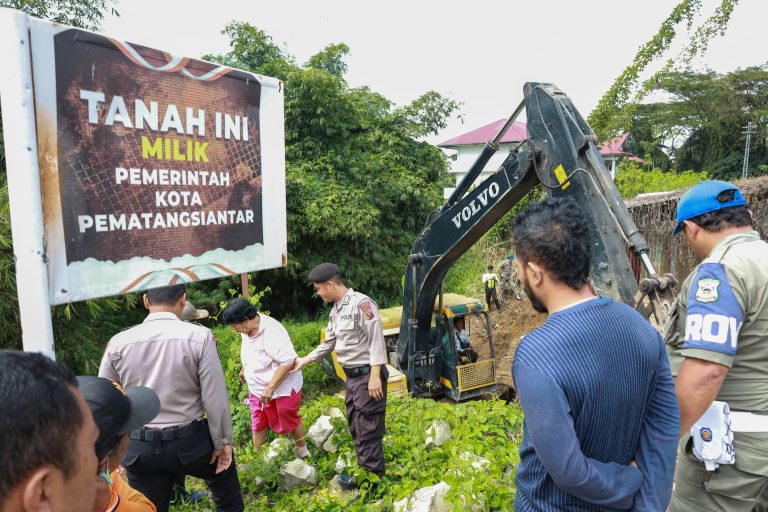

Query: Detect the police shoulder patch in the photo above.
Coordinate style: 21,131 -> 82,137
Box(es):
359,300 -> 374,320
695,278 -> 720,303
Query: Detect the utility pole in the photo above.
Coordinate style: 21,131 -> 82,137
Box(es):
742,122 -> 757,179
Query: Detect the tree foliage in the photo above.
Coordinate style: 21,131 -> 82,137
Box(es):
589,0 -> 739,141
626,66 -> 768,179
203,22 -> 461,316
615,161 -> 708,199
0,0 -> 118,30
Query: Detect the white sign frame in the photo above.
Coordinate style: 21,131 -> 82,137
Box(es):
0,8 -> 286,356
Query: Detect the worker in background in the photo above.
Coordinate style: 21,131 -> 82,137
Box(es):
78,376 -> 160,512
293,263 -> 388,490
172,300 -> 211,505
665,181 -> 768,511
221,297 -> 310,459
181,301 -> 210,322
499,253 -> 523,300
99,284 -> 243,512
0,350 -> 99,512
482,264 -> 501,310
511,197 -> 679,511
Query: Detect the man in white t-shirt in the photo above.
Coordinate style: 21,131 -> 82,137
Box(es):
221,298 -> 310,459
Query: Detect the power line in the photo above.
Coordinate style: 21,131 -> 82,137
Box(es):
742,122 -> 757,179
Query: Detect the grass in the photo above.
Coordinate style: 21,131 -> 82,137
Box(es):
170,319 -> 524,511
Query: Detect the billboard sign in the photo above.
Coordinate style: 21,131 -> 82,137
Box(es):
4,11 -> 286,304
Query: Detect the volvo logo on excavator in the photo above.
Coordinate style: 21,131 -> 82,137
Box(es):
451,181 -> 500,228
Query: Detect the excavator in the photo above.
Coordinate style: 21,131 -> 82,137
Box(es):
322,82 -> 678,401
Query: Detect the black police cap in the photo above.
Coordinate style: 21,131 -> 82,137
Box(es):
308,262 -> 339,283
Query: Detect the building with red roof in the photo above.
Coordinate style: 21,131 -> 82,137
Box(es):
599,132 -> 644,179
438,119 -> 527,199
438,120 -> 643,197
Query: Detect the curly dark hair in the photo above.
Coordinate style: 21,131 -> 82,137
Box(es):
221,297 -> 259,325
512,196 -> 592,289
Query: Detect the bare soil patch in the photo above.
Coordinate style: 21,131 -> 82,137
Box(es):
468,296 -> 547,391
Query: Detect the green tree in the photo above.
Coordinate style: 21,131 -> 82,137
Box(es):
203,22 -> 461,316
626,66 -> 768,179
589,0 -> 740,141
305,43 -> 350,78
0,0 -> 118,30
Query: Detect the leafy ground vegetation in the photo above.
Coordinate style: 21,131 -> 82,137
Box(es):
0,2 -> 763,508
170,321 -> 524,511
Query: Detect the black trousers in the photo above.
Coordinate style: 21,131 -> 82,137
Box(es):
486,288 -> 500,309
123,423 -> 243,512
344,366 -> 388,475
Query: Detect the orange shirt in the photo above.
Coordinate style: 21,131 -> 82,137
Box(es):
96,468 -> 156,512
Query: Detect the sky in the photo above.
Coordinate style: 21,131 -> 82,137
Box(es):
101,0 -> 767,145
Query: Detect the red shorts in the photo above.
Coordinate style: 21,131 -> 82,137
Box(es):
248,389 -> 302,434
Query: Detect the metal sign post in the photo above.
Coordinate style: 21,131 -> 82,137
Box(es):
0,10 -> 55,357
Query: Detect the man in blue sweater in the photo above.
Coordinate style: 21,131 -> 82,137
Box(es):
511,197 -> 679,511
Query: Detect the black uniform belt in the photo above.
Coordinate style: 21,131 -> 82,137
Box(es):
343,365 -> 371,378
129,419 -> 205,442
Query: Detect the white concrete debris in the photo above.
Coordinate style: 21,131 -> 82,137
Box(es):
459,451 -> 491,470
394,481 -> 485,512
324,406 -> 346,420
335,452 -> 354,474
394,481 -> 451,512
307,415 -> 335,447
279,458 -> 317,490
425,419 -> 451,449
265,437 -> 293,462
323,433 -> 339,453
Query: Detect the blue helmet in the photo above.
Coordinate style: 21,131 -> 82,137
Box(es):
673,180 -> 745,235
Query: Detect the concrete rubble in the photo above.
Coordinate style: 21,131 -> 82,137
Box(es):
425,419 -> 451,449
279,458 -> 317,490
265,437 -> 293,462
307,415 -> 335,447
394,481 -> 451,512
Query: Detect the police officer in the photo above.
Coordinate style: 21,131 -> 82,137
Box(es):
294,263 -> 388,489
99,284 -> 243,512
665,181 -> 768,511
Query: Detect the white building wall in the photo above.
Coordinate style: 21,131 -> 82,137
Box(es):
442,142 -> 518,199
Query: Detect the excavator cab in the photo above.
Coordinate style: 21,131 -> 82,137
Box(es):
318,293 -> 497,401
434,294 -> 497,401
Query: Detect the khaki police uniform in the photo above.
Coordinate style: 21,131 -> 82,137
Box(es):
665,231 -> 768,511
307,288 -> 388,475
99,312 -> 243,512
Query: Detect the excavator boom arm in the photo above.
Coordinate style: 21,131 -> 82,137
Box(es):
396,82 -> 668,368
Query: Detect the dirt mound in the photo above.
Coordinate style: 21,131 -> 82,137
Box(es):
470,296 -> 547,390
